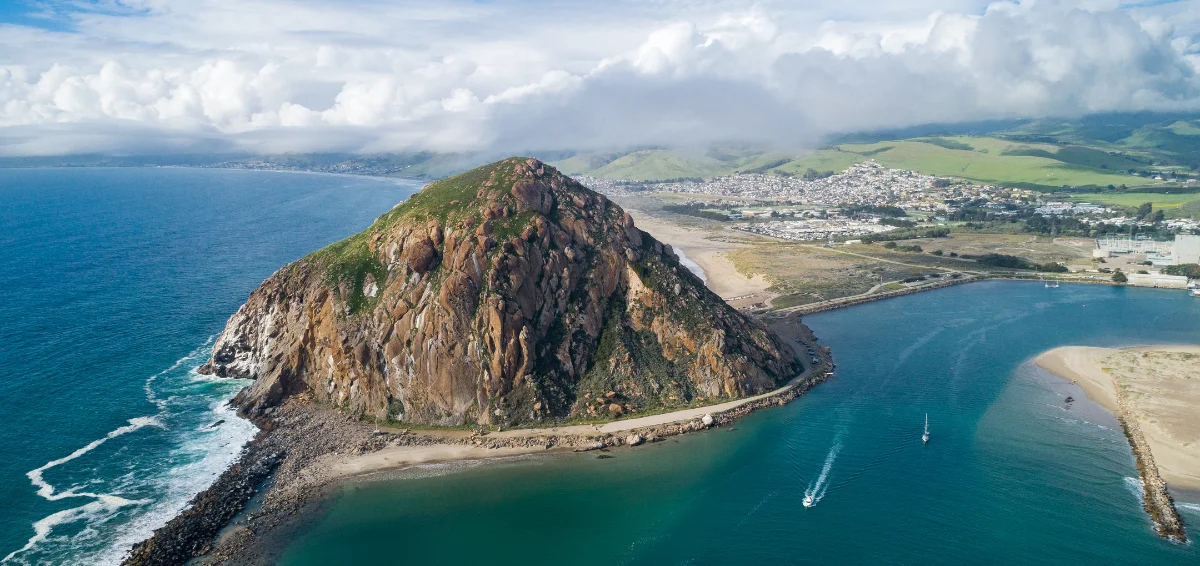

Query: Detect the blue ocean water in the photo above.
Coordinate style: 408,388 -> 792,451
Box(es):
0,168 -> 420,565
278,281 -> 1200,564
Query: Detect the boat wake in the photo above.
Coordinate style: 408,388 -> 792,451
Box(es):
803,436 -> 843,508
2,339 -> 258,566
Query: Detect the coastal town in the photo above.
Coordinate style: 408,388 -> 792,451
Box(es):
582,160 -> 1035,212
736,218 -> 896,241
583,160 -> 1200,237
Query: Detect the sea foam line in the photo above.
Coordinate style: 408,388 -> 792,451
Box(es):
144,336 -> 214,411
2,494 -> 150,564
1177,502 -> 1200,515
27,417 -> 165,501
3,417 -> 162,564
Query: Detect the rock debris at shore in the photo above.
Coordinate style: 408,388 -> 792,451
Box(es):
124,332 -> 832,566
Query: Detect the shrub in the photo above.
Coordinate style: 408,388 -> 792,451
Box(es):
962,253 -> 1034,270
1036,262 -> 1069,273
1163,263 -> 1200,278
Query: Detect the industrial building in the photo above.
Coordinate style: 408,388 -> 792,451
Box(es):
1127,273 -> 1190,289
1095,234 -> 1200,266
1177,235 -> 1200,265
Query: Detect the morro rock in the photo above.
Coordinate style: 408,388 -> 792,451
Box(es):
200,158 -> 801,426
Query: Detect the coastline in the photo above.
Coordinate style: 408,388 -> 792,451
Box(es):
0,164 -> 430,185
1035,345 -> 1200,541
779,274 -> 1128,316
125,316 -> 833,565
626,212 -> 775,307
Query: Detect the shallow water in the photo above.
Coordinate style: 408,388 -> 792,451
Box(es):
279,281 -> 1200,564
0,168 -> 419,565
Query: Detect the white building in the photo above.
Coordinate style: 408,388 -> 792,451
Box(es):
1127,273 -> 1189,289
1177,235 -> 1200,265
1096,235 -> 1200,265
1097,235 -> 1174,255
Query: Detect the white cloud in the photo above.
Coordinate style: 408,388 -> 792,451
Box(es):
0,0 -> 1196,155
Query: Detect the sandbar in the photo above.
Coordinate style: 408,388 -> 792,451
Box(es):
1035,345 -> 1200,491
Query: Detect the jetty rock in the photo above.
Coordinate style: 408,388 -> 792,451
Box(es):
199,158 -> 801,426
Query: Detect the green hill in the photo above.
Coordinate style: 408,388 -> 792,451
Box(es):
551,113 -> 1200,191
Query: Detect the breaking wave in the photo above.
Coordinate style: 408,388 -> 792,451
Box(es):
2,341 -> 257,566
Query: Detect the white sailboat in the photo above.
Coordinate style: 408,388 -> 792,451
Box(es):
922,414 -> 930,444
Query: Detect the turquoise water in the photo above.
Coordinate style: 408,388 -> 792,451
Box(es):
279,282 -> 1200,564
0,168 -> 420,565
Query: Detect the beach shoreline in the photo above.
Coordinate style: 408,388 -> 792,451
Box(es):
1034,345 -> 1200,541
124,316 -> 833,565
626,212 -> 776,308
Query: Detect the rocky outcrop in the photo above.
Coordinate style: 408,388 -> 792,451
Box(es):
200,157 -> 801,426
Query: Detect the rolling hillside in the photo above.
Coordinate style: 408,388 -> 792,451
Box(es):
551,113 -> 1200,191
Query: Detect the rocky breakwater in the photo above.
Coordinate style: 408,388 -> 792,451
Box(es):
199,157 -> 801,427
1113,386 -> 1188,541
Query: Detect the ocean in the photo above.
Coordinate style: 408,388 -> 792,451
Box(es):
4,168 -> 1200,565
276,281 -> 1200,565
0,168 -> 420,565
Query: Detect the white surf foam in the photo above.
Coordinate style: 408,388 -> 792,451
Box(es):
1176,502 -> 1200,515
672,247 -> 707,282
4,341 -> 257,566
91,400 -> 258,566
27,416 -> 164,502
144,338 -> 213,411
1123,476 -> 1145,503
2,494 -> 149,564
5,417 -> 162,564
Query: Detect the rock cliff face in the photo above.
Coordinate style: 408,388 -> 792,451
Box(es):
200,158 -> 801,426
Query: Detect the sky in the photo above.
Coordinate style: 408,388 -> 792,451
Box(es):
0,0 -> 1197,156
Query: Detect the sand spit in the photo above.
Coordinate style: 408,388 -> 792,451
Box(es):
1036,345 -> 1200,541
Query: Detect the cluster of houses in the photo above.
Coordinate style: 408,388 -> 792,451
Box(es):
735,218 -> 896,241
582,161 -> 1032,212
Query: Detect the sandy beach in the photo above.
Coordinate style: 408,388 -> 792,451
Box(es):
627,211 -> 773,305
1035,345 -> 1200,491
316,380 -> 808,483
337,319 -> 821,480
